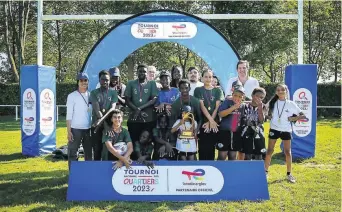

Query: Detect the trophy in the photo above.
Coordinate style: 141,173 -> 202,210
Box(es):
179,111 -> 196,139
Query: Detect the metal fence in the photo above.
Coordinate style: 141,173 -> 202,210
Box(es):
0,105 -> 341,121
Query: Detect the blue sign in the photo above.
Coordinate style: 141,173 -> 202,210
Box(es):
67,161 -> 269,201
81,10 -> 240,92
20,65 -> 56,156
283,64 -> 318,158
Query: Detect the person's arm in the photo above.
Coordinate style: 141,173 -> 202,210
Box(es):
288,102 -> 306,122
90,90 -> 103,119
138,97 -> 157,110
105,141 -> 129,162
225,78 -> 233,98
153,128 -> 167,145
66,93 -> 74,141
123,141 -> 133,159
218,101 -> 240,118
171,120 -> 182,133
194,99 -> 203,132
124,81 -> 139,111
110,90 -> 118,109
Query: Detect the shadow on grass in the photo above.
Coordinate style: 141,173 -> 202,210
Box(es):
0,170 -> 192,211
316,118 -> 341,128
0,152 -> 27,162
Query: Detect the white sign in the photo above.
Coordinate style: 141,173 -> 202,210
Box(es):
131,22 -> 197,39
293,88 -> 312,137
22,88 -> 36,136
40,89 -> 54,136
112,166 -> 224,195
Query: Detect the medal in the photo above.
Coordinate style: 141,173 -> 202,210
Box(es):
87,107 -> 91,113
204,88 -> 213,112
277,101 -> 286,124
102,109 -> 105,113
278,118 -> 281,124
208,106 -> 211,110
139,98 -> 142,102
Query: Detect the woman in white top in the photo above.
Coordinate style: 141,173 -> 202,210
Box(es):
66,72 -> 92,169
264,84 -> 306,183
225,60 -> 259,100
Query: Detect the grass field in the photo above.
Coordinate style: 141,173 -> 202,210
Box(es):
0,116 -> 341,212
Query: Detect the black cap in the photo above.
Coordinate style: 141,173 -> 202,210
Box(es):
159,70 -> 171,78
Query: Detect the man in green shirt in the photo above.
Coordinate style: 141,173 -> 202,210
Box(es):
124,64 -> 159,159
102,109 -> 133,170
90,70 -> 118,161
171,79 -> 202,133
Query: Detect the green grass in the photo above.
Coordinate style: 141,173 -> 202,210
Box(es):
0,116 -> 341,212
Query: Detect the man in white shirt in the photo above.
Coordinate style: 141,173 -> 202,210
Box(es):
187,67 -> 204,96
147,65 -> 162,89
225,60 -> 259,100
66,72 -> 92,169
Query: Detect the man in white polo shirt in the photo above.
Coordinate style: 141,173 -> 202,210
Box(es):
225,60 -> 259,101
66,72 -> 92,169
147,65 -> 162,89
187,66 -> 204,96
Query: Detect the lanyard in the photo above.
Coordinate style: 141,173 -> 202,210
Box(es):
112,127 -> 122,144
138,81 -> 147,102
277,100 -> 286,119
77,90 -> 89,107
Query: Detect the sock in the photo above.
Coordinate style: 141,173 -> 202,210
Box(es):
287,172 -> 291,175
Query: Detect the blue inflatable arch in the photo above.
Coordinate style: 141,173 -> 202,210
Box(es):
81,9 -> 240,91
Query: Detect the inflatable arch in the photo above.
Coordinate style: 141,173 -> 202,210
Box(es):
81,9 -> 240,91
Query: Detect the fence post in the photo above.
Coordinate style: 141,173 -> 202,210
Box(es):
15,105 -> 18,121
57,105 -> 59,121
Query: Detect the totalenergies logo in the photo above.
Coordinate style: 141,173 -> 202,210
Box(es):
24,117 -> 34,121
182,169 -> 205,181
42,117 -> 52,121
297,117 -> 309,124
172,24 -> 186,30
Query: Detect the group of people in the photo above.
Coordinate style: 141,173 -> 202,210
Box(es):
66,60 -> 305,183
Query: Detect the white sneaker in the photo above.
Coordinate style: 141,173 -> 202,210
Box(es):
287,174 -> 296,183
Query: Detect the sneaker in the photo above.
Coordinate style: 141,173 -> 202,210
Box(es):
265,171 -> 268,179
287,174 -> 296,183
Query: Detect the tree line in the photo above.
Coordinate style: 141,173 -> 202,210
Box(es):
0,0 -> 340,84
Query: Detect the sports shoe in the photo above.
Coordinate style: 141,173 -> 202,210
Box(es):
287,174 -> 296,183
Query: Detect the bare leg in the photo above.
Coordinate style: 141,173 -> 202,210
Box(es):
282,140 -> 292,173
217,151 -> 228,160
237,151 -> 245,160
264,139 -> 277,171
228,151 -> 237,160
245,154 -> 253,160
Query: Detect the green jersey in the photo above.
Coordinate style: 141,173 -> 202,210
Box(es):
101,128 -> 132,160
194,86 -> 224,123
134,141 -> 154,156
124,79 -> 159,123
90,88 -> 118,124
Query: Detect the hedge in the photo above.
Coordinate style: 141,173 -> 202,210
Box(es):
0,82 -> 340,117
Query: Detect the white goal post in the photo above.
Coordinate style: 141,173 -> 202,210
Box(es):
37,0 -> 304,65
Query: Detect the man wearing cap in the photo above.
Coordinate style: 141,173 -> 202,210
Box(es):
66,72 -> 92,169
187,67 -> 204,96
155,70 -> 180,116
90,70 -> 118,161
147,65 -> 162,89
225,60 -> 259,100
125,64 -> 159,159
96,67 -> 126,109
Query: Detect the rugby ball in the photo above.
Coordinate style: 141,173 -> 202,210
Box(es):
113,142 -> 128,156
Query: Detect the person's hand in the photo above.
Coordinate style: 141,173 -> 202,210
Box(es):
68,131 -> 73,142
232,102 -> 241,110
122,158 -> 132,169
165,143 -> 175,157
166,108 -> 171,116
255,97 -> 263,108
179,119 -> 185,125
132,109 -> 141,121
159,145 -> 166,158
92,118 -> 102,128
202,122 -> 210,133
112,160 -> 123,170
143,160 -> 154,169
155,104 -> 165,113
137,156 -> 145,164
209,120 -> 219,133
288,116 -> 297,122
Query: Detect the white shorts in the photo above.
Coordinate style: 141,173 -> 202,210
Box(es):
176,138 -> 197,153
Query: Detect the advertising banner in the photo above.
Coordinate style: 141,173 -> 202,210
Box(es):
283,64 -> 318,158
67,161 -> 269,201
20,65 -> 56,156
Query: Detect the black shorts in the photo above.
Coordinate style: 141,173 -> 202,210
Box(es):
241,132 -> 266,155
216,130 -> 242,152
268,129 -> 292,140
177,151 -> 196,157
